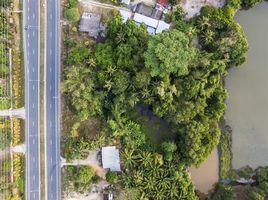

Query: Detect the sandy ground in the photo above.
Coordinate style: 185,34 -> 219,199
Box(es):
63,180 -> 109,200
63,192 -> 102,200
0,147 -> 10,160
132,0 -> 156,6
179,0 -> 226,19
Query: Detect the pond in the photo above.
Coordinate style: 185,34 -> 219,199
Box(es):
225,2 -> 268,169
189,148 -> 219,194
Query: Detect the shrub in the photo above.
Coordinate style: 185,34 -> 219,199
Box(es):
106,171 -> 119,184
68,0 -> 78,8
64,8 -> 80,22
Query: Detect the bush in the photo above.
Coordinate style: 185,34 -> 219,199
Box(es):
247,191 -> 265,200
64,8 -> 80,22
106,171 -> 119,184
219,130 -> 232,179
225,0 -> 242,9
240,0 -> 262,9
210,183 -> 234,200
68,0 -> 78,8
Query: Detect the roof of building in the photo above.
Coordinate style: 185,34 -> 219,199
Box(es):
135,3 -> 153,17
133,13 -> 159,28
119,9 -> 132,22
157,0 -> 168,6
156,20 -> 170,34
121,0 -> 131,5
101,146 -> 121,172
79,12 -> 102,37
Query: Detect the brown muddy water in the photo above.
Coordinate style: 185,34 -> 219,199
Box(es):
189,148 -> 219,194
225,2 -> 268,169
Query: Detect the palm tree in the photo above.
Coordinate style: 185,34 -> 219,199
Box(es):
115,31 -> 126,44
104,79 -> 113,91
122,149 -> 137,169
199,16 -> 211,31
105,65 -> 117,76
87,57 -> 96,67
132,170 -> 144,186
202,29 -> 214,46
137,151 -> 153,168
167,182 -> 179,199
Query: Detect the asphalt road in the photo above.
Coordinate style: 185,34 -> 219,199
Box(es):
45,0 -> 61,199
24,0 -> 40,199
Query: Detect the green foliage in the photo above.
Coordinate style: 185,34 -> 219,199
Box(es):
210,183 -> 234,200
144,29 -> 196,78
240,0 -> 263,9
108,119 -> 147,149
106,171 -> 119,184
114,188 -> 141,200
225,0 -> 242,9
15,176 -> 25,195
64,8 -> 80,22
176,117 -> 220,166
168,0 -> 181,6
161,141 -> 177,153
256,167 -> 268,196
196,6 -> 248,67
66,42 -> 90,65
67,166 -> 97,192
120,150 -> 198,200
247,191 -> 265,200
0,128 -> 11,149
219,129 -> 232,179
67,0 -> 78,8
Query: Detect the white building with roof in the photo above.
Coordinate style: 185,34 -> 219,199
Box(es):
101,146 -> 121,172
156,20 -> 170,34
121,0 -> 131,5
119,9 -> 170,35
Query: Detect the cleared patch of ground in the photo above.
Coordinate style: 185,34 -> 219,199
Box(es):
179,0 -> 226,19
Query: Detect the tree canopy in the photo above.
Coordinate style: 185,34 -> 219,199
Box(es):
144,29 -> 196,78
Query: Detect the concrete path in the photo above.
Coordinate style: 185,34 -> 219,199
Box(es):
0,107 -> 25,119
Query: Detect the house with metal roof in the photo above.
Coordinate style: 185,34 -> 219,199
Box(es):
101,146 -> 121,172
79,12 -> 105,38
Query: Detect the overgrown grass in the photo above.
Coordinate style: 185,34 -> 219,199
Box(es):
218,129 -> 232,180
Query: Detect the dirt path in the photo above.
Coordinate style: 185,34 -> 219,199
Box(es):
0,147 -> 10,160
62,150 -> 107,179
12,0 -> 22,50
79,0 -> 121,10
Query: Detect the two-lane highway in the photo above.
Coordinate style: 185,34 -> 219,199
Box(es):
23,0 -> 40,199
44,0 -> 61,199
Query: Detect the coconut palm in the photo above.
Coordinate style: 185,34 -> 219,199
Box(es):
122,149 -> 137,169
137,151 -> 153,168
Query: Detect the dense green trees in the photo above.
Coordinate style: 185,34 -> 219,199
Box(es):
144,29 -> 196,78
196,6 -> 248,67
176,118 -> 220,166
121,150 -> 198,200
